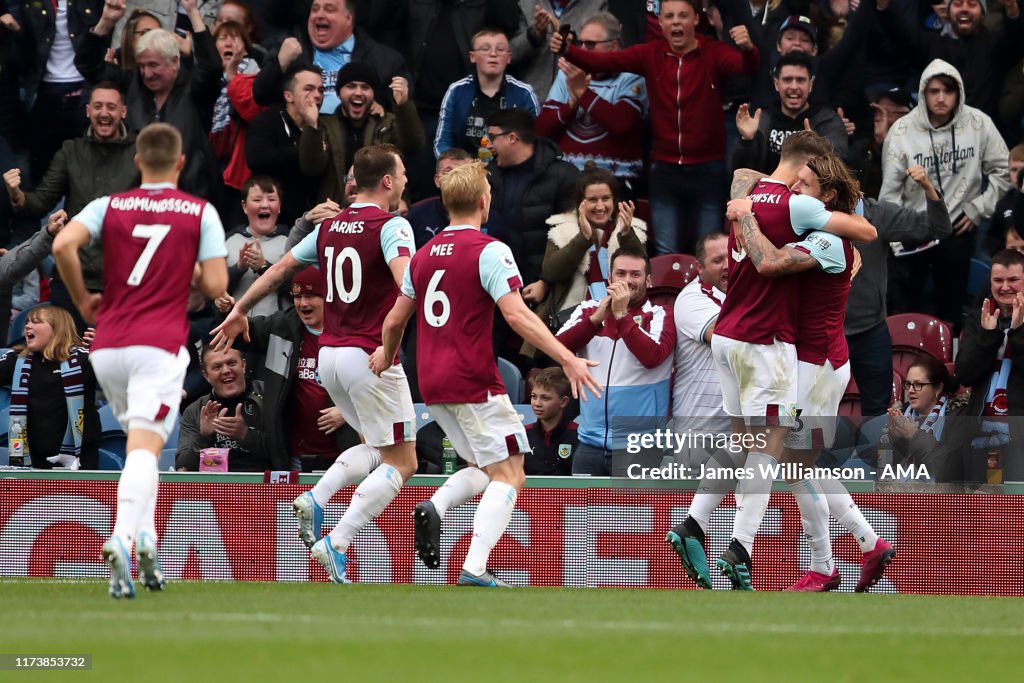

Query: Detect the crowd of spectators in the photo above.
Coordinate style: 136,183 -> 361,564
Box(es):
2,0 -> 1024,481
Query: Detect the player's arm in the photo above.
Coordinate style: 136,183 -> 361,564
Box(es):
736,212 -> 819,277
820,211 -> 876,243
497,292 -> 601,400
370,294 -> 416,376
211,250 -> 305,350
730,168 -> 766,199
788,192 -> 876,243
195,257 -> 228,301
52,220 -> 101,322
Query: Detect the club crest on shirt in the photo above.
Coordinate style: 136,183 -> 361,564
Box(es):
633,315 -> 643,326
557,444 -> 572,459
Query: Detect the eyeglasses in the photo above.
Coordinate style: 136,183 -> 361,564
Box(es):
902,381 -> 935,392
573,39 -> 613,49
470,46 -> 510,55
343,175 -> 355,184
487,131 -> 513,142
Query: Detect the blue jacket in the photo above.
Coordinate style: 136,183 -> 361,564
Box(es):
434,72 -> 539,156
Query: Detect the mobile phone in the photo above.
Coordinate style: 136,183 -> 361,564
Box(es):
175,28 -> 189,38
558,23 -> 572,40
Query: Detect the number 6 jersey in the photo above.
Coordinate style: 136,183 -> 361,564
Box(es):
403,225 -> 523,404
73,183 -> 227,353
291,202 -> 415,351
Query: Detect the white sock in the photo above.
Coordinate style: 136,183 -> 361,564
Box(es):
430,467 -> 490,519
462,481 -> 517,576
790,479 -> 833,575
815,478 -> 878,553
731,452 -> 775,555
135,466 -> 159,544
310,444 -> 381,508
328,464 -> 402,553
111,450 -> 158,546
688,456 -> 737,532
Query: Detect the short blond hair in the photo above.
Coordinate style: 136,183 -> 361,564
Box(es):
136,123 -> 182,173
440,161 -> 488,216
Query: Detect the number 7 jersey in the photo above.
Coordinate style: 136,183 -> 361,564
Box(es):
291,202 -> 415,351
403,225 -> 523,404
73,183 -> 227,354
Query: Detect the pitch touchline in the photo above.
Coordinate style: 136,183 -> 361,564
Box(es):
17,611 -> 1024,638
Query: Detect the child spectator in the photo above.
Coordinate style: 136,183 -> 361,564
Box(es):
524,367 -> 578,475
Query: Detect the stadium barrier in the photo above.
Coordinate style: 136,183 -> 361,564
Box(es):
1,471 -> 1022,595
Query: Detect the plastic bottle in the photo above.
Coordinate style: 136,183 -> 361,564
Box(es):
9,417 -> 29,467
478,137 -> 494,165
442,437 -> 457,475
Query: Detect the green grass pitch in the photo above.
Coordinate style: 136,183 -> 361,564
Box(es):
2,579 -> 1021,682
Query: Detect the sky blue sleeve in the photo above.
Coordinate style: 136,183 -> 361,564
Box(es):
290,226 -> 320,266
616,73 -> 648,115
401,263 -> 415,299
197,203 -> 228,261
380,216 -> 416,263
478,241 -> 523,302
789,231 -> 848,274
72,196 -> 111,242
788,194 -> 833,236
547,71 -> 570,104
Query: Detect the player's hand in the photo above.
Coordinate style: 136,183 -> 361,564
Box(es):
838,107 -> 855,137
851,247 -> 863,280
304,199 -> 341,225
81,327 -> 95,348
608,281 -> 630,319
616,200 -> 635,234
981,298 -> 999,330
729,25 -> 753,51
390,77 -> 409,106
278,36 -> 303,71
522,280 -> 548,303
214,293 -> 235,313
74,293 -> 103,325
199,400 -> 221,437
726,198 -> 754,221
317,407 -> 346,434
368,345 -> 392,376
952,214 -> 975,236
577,201 -> 594,239
210,306 -> 251,351
736,104 -> 761,141
212,404 -> 248,441
1013,292 -> 1024,330
47,209 -> 68,236
561,355 -> 602,401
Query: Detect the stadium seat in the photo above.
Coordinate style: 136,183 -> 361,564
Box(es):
98,402 -> 124,436
838,370 -> 903,417
524,367 -> 542,401
945,362 -> 970,396
649,253 -> 699,293
886,313 -> 953,378
97,448 -> 124,470
967,257 -> 989,298
514,404 -> 537,426
159,449 -> 177,471
413,403 -> 436,427
497,357 -> 524,403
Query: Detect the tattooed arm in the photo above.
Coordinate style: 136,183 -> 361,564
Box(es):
737,213 -> 819,277
730,168 -> 767,199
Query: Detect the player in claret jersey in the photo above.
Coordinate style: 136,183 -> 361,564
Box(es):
53,123 -> 229,599
213,144 -> 418,584
370,162 -> 601,587
688,131 -> 876,591
727,153 -> 895,593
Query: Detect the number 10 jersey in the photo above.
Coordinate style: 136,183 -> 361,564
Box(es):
291,202 -> 415,352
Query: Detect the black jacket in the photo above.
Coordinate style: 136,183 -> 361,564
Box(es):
489,137 -> 579,284
245,105 -> 317,226
18,0 -> 101,95
253,28 -> 410,107
233,307 -> 360,466
176,380 -> 272,472
875,4 -> 1024,120
524,415 -> 578,476
74,27 -> 222,200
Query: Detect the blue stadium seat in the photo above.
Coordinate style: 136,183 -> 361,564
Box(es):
497,357 -> 523,403
514,405 -> 537,426
98,433 -> 127,461
98,402 -> 124,435
967,258 -> 989,298
159,449 -> 177,471
97,448 -> 124,470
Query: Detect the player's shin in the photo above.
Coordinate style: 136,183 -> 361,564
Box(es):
462,480 -> 517,576
815,477 -> 879,552
310,444 -> 382,507
111,450 -> 159,545
789,478 -> 834,575
731,451 -> 776,554
431,466 -> 490,519
327,462 -> 403,553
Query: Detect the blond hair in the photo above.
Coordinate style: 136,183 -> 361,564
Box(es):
440,161 -> 489,216
19,305 -> 82,362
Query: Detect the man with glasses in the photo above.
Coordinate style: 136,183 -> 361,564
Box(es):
435,28 -> 539,158
537,12 -> 647,196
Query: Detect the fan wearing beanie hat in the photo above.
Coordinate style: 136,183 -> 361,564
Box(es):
297,60 -> 425,204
